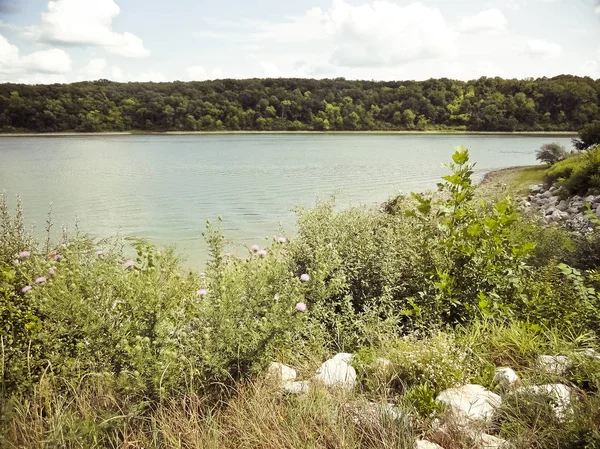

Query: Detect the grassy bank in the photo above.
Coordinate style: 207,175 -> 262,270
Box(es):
1,148 -> 599,448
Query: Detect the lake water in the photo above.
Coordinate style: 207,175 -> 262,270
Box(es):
0,134 -> 573,266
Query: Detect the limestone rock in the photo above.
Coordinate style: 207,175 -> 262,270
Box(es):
267,362 -> 297,385
284,381 -> 310,395
537,355 -> 570,375
333,352 -> 354,363
493,367 -> 519,390
479,433 -> 512,449
516,384 -> 572,421
436,384 -> 501,424
415,441 -> 444,449
529,185 -> 542,194
314,354 -> 357,389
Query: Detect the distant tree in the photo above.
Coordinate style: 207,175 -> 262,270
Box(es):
536,143 -> 568,165
573,122 -> 600,151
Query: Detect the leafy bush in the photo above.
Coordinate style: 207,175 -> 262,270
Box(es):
573,121 -> 600,151
546,146 -> 600,194
536,142 -> 568,165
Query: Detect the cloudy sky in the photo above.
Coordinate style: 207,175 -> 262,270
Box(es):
0,0 -> 599,84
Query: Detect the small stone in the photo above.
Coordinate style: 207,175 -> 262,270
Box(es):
479,433 -> 512,449
556,200 -> 568,211
415,441 -> 444,449
529,185 -> 542,194
537,355 -> 571,375
436,384 -> 501,424
585,195 -> 595,203
493,367 -> 519,390
284,381 -> 310,395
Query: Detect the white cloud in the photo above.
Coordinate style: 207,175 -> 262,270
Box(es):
525,39 -> 562,59
109,65 -> 166,82
260,61 -> 281,78
186,66 -> 223,81
458,9 -> 507,34
34,0 -> 149,57
0,33 -> 71,80
581,60 -> 599,78
82,58 -> 107,79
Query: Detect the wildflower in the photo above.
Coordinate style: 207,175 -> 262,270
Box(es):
21,285 -> 32,293
19,251 -> 30,259
278,237 -> 287,244
197,289 -> 208,297
257,249 -> 267,257
274,294 -> 280,301
300,273 -> 310,282
53,254 -> 63,261
96,250 -> 103,256
13,259 -> 19,266
200,272 -> 206,279
123,260 -> 135,268
296,302 -> 307,312
35,277 -> 47,284
49,268 -> 55,276
225,253 -> 231,257
251,244 -> 260,252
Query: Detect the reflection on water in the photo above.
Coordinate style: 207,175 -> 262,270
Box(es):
0,134 -> 572,266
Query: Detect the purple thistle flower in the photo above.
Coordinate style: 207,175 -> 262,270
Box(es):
49,268 -> 55,276
251,244 -> 260,252
197,289 -> 208,297
21,285 -> 32,293
300,273 -> 310,282
257,249 -> 267,257
19,251 -> 30,259
35,277 -> 47,284
278,237 -> 287,244
295,302 -> 307,312
123,260 -> 135,268
53,254 -> 63,261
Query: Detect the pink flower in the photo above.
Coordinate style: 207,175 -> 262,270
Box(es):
251,245 -> 260,252
197,289 -> 208,297
300,274 -> 310,282
35,277 -> 47,284
123,260 -> 135,268
295,302 -> 307,312
49,268 -> 55,276
21,285 -> 32,293
278,237 -> 287,244
257,249 -> 267,257
19,251 -> 30,259
53,254 -> 63,261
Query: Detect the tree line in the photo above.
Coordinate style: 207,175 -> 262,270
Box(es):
0,75 -> 598,133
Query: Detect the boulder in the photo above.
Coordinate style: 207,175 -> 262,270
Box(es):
314,354 -> 357,389
493,367 -> 519,390
436,384 -> 501,424
537,355 -> 570,375
415,441 -> 444,449
585,195 -> 595,204
333,352 -> 354,363
515,384 -> 572,421
556,200 -> 568,211
529,185 -> 543,194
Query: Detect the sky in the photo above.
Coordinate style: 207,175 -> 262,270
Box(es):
0,0 -> 599,84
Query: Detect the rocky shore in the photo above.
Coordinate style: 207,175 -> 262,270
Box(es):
519,183 -> 600,233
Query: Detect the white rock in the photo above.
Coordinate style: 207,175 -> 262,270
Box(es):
516,384 -> 572,421
529,185 -> 542,193
479,433 -> 512,449
284,381 -> 309,395
314,355 -> 357,389
436,384 -> 501,424
267,362 -> 297,385
557,200 -> 568,211
333,352 -> 354,363
493,367 -> 519,390
537,355 -> 571,375
415,441 -> 444,449
585,195 -> 595,203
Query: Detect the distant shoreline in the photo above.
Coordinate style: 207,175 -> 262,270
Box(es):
0,130 -> 579,137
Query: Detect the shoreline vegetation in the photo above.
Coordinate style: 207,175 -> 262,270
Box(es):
1,76 -> 598,134
0,130 -> 580,137
2,145 -> 600,448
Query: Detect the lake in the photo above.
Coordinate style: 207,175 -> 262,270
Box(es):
0,134 -> 573,266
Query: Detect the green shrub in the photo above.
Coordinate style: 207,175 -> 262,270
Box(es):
536,142 -> 568,165
546,146 -> 600,194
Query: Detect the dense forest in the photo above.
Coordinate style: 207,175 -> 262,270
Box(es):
0,75 -> 599,133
